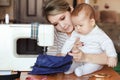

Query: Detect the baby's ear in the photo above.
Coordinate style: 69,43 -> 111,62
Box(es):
90,18 -> 96,26
69,5 -> 74,12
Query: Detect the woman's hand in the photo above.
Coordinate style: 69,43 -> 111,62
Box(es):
68,51 -> 84,62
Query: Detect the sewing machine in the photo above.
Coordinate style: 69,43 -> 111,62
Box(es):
0,24 -> 54,71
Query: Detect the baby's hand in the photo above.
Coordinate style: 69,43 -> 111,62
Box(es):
72,38 -> 83,54
72,46 -> 80,54
108,57 -> 117,67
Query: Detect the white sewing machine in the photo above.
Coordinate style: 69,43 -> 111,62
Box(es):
0,24 -> 54,71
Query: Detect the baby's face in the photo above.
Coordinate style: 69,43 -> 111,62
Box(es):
72,12 -> 95,35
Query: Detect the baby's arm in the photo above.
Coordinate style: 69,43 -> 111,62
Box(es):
108,57 -> 117,67
61,34 -> 80,56
71,38 -> 83,54
101,38 -> 117,67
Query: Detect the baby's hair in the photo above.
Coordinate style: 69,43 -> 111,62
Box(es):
72,3 -> 95,19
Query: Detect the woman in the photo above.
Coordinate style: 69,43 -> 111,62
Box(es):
43,0 -> 117,67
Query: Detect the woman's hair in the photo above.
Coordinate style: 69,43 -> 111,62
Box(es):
72,3 -> 95,19
43,0 -> 71,20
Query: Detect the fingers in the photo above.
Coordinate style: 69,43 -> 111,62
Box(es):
68,52 -> 83,62
74,38 -> 84,48
108,63 -> 116,67
68,52 -> 76,57
72,48 -> 80,54
108,61 -> 117,67
75,38 -> 80,43
108,57 -> 117,67
72,56 -> 80,62
73,38 -> 80,49
74,38 -> 80,46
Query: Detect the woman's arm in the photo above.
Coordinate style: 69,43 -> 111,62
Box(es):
83,53 -> 108,65
69,39 -> 108,65
69,50 -> 118,67
69,52 -> 108,65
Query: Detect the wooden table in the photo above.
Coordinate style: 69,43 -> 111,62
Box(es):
17,66 -> 120,80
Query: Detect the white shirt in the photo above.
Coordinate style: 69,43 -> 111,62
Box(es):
61,25 -> 117,57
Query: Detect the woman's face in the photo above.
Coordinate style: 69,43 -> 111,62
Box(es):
48,11 -> 74,34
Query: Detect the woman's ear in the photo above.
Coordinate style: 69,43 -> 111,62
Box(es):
69,5 -> 74,12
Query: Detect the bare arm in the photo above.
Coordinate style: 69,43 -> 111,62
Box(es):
83,53 -> 108,65
69,52 -> 108,65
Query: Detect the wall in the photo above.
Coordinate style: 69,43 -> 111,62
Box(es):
0,0 -> 14,22
90,0 -> 120,13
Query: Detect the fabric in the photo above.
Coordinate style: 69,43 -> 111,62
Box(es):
31,22 -> 39,40
29,53 -> 73,75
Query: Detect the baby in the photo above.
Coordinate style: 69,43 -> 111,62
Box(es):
61,3 -> 117,77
